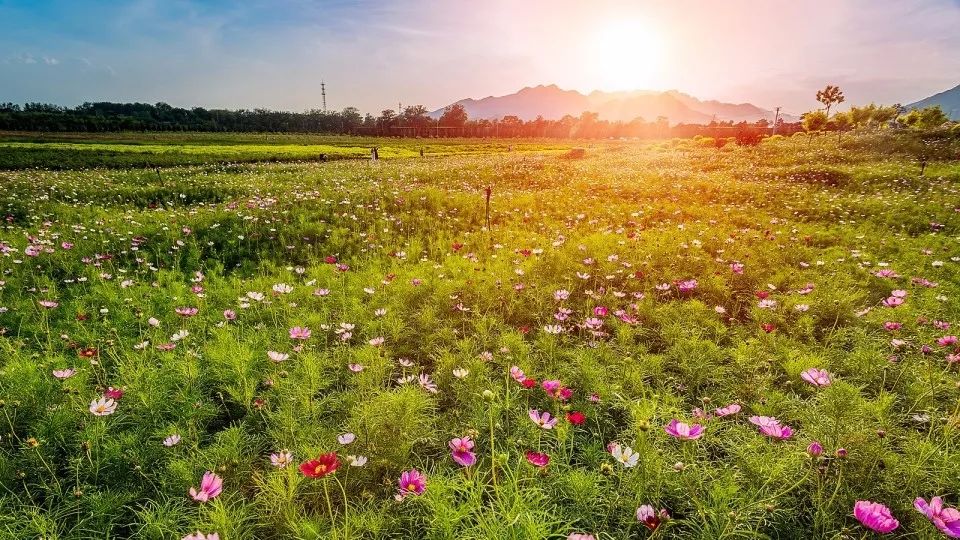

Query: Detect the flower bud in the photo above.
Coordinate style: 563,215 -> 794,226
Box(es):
806,441 -> 823,457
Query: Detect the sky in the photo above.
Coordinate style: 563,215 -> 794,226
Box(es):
1,0 -> 959,115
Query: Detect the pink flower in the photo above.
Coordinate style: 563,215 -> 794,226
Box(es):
396,469 -> 426,499
567,534 -> 595,540
529,409 -> 558,429
914,496 -> 960,538
182,532 -> 220,540
175,307 -> 198,317
289,326 -> 311,340
52,368 -> 76,379
223,310 -> 236,320
189,471 -> 223,502
714,403 -> 741,417
938,336 -> 958,347
801,368 -> 832,387
749,416 -> 794,439
807,441 -> 824,457
636,504 -> 669,531
730,262 -> 745,274
664,419 -> 704,440
525,451 -> 550,467
854,500 -> 899,534
448,436 -> 476,467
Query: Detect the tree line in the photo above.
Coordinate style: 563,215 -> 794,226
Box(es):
0,100 -> 799,139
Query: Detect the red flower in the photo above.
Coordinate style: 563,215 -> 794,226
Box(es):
451,242 -> 464,252
324,256 -> 337,264
522,379 -> 537,389
755,290 -> 770,299
566,411 -> 586,425
104,386 -> 123,399
299,452 -> 340,478
761,323 -> 776,333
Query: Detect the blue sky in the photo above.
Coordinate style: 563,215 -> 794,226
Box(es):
1,0 -> 959,115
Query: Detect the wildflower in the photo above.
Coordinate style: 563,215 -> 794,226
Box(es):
566,411 -> 586,425
396,469 -> 426,499
337,433 -> 356,445
289,326 -> 311,340
345,455 -> 368,467
853,500 -> 899,534
52,368 -> 76,379
730,262 -> 744,274
223,310 -> 236,320
453,367 -> 469,378
89,397 -> 117,416
568,534 -> 595,540
182,532 -> 219,540
299,453 -> 339,478
914,496 -> 960,537
163,434 -> 181,447
270,450 -> 293,468
418,373 -> 438,393
749,416 -> 794,439
525,451 -> 550,468
510,366 -> 527,383
267,351 -> 289,363
38,300 -> 58,308
104,387 -> 123,399
529,409 -> 558,429
175,307 -> 198,317
189,472 -> 223,502
801,368 -> 832,387
449,436 -> 476,467
611,444 -> 639,467
637,504 -> 669,531
807,441 -> 824,457
664,419 -> 704,440
715,403 -> 741,417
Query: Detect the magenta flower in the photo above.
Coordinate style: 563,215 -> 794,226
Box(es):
525,451 -> 550,468
189,471 -> 223,502
801,368 -> 832,387
529,409 -> 558,429
289,326 -> 311,340
915,497 -> 960,538
664,419 -> 704,440
854,500 -> 899,534
396,469 -> 426,500
807,441 -> 824,457
636,504 -> 669,531
448,437 -> 476,467
749,416 -> 794,439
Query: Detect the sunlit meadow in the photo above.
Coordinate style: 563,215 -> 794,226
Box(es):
2,132 -> 960,539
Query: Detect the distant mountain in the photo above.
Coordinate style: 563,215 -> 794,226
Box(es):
906,84 -> 960,120
429,84 -> 790,124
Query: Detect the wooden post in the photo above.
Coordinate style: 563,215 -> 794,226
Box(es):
484,186 -> 492,231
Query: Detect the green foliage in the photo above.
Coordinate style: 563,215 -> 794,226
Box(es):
0,134 -> 959,539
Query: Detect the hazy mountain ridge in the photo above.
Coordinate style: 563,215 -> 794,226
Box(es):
429,84 -> 789,124
907,84 -> 960,120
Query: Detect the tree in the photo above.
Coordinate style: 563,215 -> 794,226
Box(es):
816,85 -> 845,118
802,110 -> 828,133
899,106 -> 950,130
439,103 -> 468,128
830,111 -> 851,140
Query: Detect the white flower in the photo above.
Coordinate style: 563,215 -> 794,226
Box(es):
89,397 -> 117,416
346,455 -> 368,467
612,444 -> 639,468
453,368 -> 469,379
337,433 -> 356,445
267,351 -> 289,363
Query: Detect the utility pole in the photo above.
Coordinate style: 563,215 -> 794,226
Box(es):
321,82 -> 327,112
771,107 -> 781,136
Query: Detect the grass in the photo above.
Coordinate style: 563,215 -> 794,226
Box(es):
0,132 -> 959,539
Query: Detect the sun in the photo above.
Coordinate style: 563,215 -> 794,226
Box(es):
586,19 -> 665,91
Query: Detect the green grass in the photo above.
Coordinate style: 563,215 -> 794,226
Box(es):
0,133 -> 959,539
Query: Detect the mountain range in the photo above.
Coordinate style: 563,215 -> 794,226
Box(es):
428,85 -> 794,124
907,83 -> 960,120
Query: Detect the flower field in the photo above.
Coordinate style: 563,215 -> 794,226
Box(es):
1,134 -> 960,539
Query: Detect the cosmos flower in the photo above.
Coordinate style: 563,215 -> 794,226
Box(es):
288,326 -> 311,340
89,397 -> 117,416
610,443 -> 639,467
189,472 -> 223,502
914,496 -> 960,537
52,368 -> 76,379
664,419 -> 704,440
714,404 -> 741,417
801,368 -> 832,387
182,532 -> 219,540
525,451 -> 550,468
853,500 -> 899,534
270,450 -> 293,468
299,453 -> 339,478
448,436 -> 476,467
529,409 -> 558,429
749,416 -> 794,439
636,504 -> 669,531
337,433 -> 356,445
396,469 -> 426,499
163,434 -> 181,447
